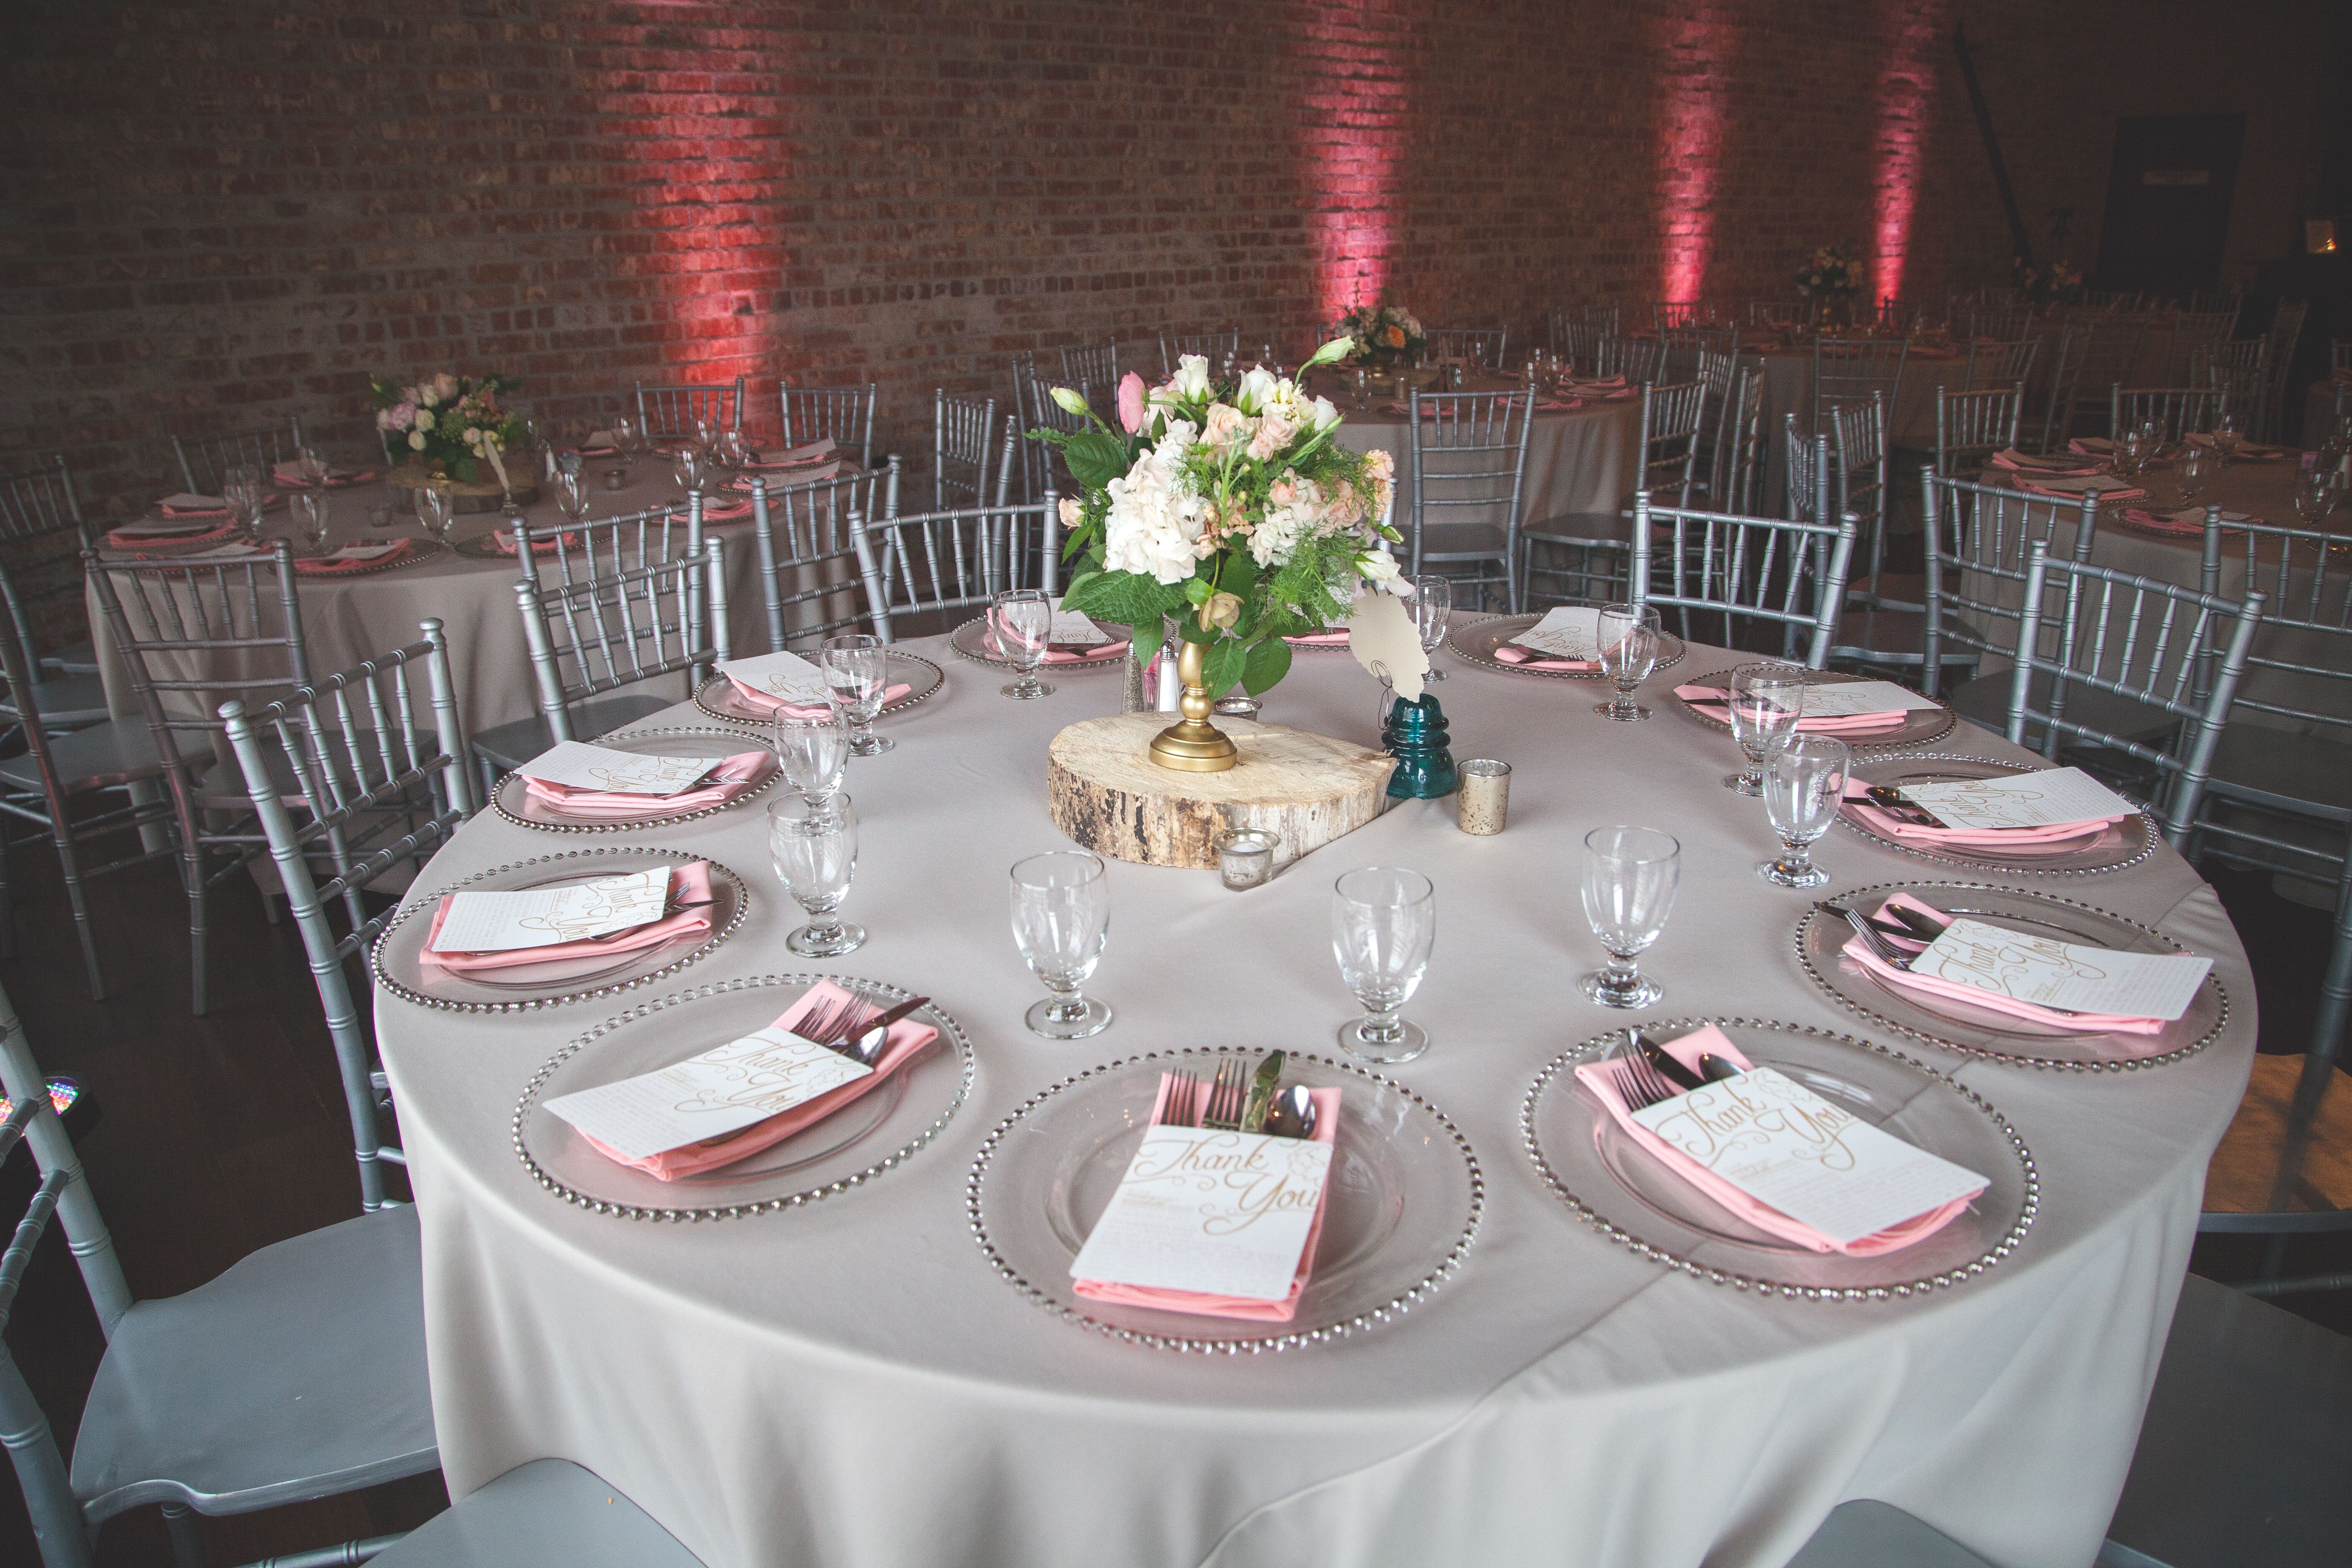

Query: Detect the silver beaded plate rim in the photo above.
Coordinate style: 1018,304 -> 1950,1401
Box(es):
369,847 -> 749,1014
967,1046 -> 1485,1355
485,728 -> 782,835
1668,665 -> 1959,752
1445,611 -> 1690,681
946,616 -> 1130,674
1833,752 -> 2158,877
511,972 -> 974,1221
1792,879 -> 2230,1073
689,650 -> 946,728
1519,1016 -> 2038,1302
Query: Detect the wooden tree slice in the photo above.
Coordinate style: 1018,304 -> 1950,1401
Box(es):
1048,713 -> 1396,870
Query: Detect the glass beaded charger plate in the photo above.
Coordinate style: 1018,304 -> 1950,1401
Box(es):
1445,613 -> 1687,681
513,973 -> 974,1220
691,650 -> 944,726
1836,752 -> 2156,875
949,616 -> 1130,673
453,531 -> 566,560
969,1047 -> 1483,1353
1794,880 -> 2229,1072
289,539 -> 447,578
1522,1018 -> 2036,1300
489,727 -> 781,834
371,847 -> 748,1014
1669,666 -> 1955,750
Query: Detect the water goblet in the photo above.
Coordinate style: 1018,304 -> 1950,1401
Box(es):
2211,411 -> 2242,466
694,415 -> 721,456
1578,825 -> 1679,1009
293,489 -> 331,556
772,709 -> 849,805
1409,574 -> 1451,680
554,467 -> 591,529
2114,426 -> 2150,480
1353,368 -> 1369,410
219,467 -> 263,543
295,446 -> 330,487
990,588 -> 1055,700
1725,660 -> 1807,792
2175,444 -> 2211,509
1757,734 -> 1851,889
1593,603 -> 1661,720
767,793 -> 862,957
671,447 -> 707,499
413,480 -> 456,545
1009,850 -> 1112,1039
820,633 -> 895,756
2295,469 -> 2338,528
611,414 -> 642,465
718,427 -> 751,471
1331,866 -> 1435,1063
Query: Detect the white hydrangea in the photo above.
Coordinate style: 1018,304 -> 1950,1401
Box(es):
1101,421 -> 1210,584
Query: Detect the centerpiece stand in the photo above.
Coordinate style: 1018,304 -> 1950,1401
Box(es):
386,462 -> 538,514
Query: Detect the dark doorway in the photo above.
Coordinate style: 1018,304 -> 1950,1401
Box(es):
2093,115 -> 2245,297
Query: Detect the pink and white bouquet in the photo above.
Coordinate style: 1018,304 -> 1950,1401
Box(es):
1796,243 -> 1864,300
1334,300 -> 1427,369
369,371 -> 526,485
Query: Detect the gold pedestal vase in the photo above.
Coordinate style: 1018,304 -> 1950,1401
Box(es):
1148,638 -> 1238,772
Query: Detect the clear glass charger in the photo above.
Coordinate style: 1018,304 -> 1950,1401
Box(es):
1445,612 -> 1687,681
513,973 -> 973,1220
691,650 -> 945,727
371,847 -> 748,1014
290,539 -> 446,577
1669,665 -> 1957,750
487,727 -> 781,833
1795,879 -> 2230,1072
948,616 -> 1129,673
968,1047 -> 1483,1353
1836,752 -> 2156,876
1520,1017 -> 2037,1300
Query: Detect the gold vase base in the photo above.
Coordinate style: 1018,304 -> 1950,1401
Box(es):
1148,719 -> 1238,772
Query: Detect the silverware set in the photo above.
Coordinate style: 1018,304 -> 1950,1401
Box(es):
1162,1055 -> 1319,1139
1818,900 -> 1939,970
583,895 -> 713,942
786,991 -> 931,1067
1864,784 -> 1948,828
1601,1052 -> 1686,1112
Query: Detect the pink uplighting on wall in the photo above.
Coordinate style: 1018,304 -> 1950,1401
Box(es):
1871,0 -> 1945,304
1296,4 -> 1413,325
1653,8 -> 1730,302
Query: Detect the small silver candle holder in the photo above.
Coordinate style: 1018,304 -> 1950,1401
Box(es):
602,466 -> 629,490
1457,758 -> 1510,834
1215,828 -> 1279,890
1211,695 -> 1262,722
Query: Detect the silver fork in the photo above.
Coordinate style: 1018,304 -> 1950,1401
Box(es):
1204,1060 -> 1244,1130
1821,902 -> 1916,969
1162,1072 -> 1200,1128
1606,1054 -> 1680,1111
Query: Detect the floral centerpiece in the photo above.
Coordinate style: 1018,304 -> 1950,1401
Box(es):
1796,242 -> 1864,301
369,371 -> 526,487
2014,256 -> 2083,308
1334,301 -> 1428,370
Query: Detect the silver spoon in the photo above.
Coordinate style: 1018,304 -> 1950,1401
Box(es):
1263,1084 -> 1319,1141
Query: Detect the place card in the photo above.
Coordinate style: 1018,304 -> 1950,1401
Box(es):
1790,681 -> 1943,718
2028,475 -> 2141,496
113,516 -> 222,538
1896,767 -> 2137,830
1049,598 -> 1110,646
429,866 -> 673,954
157,492 -> 224,511
516,741 -> 720,798
541,1019 -> 872,1160
1509,606 -> 1604,660
1069,1126 -> 1335,1301
1631,1068 -> 1989,1248
320,542 -> 403,564
718,649 -> 831,708
1911,917 -> 2211,1021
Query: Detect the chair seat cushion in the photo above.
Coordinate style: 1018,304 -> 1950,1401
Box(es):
368,1459 -> 708,1568
70,1204 -> 437,1521
471,696 -> 675,774
0,717 -> 171,794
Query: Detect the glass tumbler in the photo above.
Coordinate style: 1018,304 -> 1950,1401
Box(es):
1410,575 -> 1452,680
768,793 -> 863,957
1009,850 -> 1113,1039
1758,734 -> 1852,889
1594,603 -> 1661,720
772,708 -> 849,805
1578,825 -> 1679,1009
1725,661 -> 1807,793
990,588 -> 1055,700
820,633 -> 895,756
1331,866 -> 1436,1063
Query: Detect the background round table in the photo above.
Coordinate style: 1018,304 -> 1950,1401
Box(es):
377,634 -> 2255,1568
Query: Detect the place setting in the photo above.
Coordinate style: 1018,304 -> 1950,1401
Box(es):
1447,603 -> 1688,681
487,731 -> 783,833
1834,756 -> 2157,876
949,590 -> 1133,676
692,639 -> 944,743
1672,660 -> 1957,753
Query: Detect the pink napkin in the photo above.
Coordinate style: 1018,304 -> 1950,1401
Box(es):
107,519 -> 242,551
1674,683 -> 1908,734
749,439 -> 838,470
1494,643 -> 1598,671
1283,629 -> 1351,646
699,498 -> 754,521
982,631 -> 1132,664
1839,892 -> 2166,1035
1070,1073 -> 1344,1322
521,751 -> 777,818
1501,395 -> 1580,413
1573,1025 -> 1978,1256
2184,433 -> 2288,460
417,861 -> 715,977
271,464 -> 378,488
1987,449 -> 2104,476
723,675 -> 910,717
491,527 -> 584,555
161,493 -> 284,518
2120,508 -> 2205,536
2067,438 -> 2116,458
1839,780 -> 2128,848
2020,480 -> 2146,504
294,543 -> 420,577
579,979 -> 940,1181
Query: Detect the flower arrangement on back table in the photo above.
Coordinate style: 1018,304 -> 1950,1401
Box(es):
1795,242 -> 1864,300
369,371 -> 526,485
1038,338 -> 1407,703
1334,301 -> 1428,370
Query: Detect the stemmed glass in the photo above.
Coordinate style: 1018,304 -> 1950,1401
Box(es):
294,446 -> 330,487
1330,866 -> 1435,1063
717,428 -> 752,471
413,480 -> 456,547
990,588 -> 1055,700
2211,410 -> 2242,466
671,447 -> 708,500
611,415 -> 642,469
220,467 -> 265,544
1009,850 -> 1113,1039
293,489 -> 331,557
2114,424 -> 2151,480
768,793 -> 863,957
820,633 -> 895,756
2295,469 -> 2339,528
771,709 -> 848,805
2175,444 -> 2211,511
1409,575 -> 1451,680
1757,734 -> 1851,889
1725,660 -> 1807,793
1593,603 -> 1661,720
554,467 -> 591,537
1578,826 -> 1679,1009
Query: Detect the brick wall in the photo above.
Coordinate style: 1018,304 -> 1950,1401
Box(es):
1,0 -> 2342,518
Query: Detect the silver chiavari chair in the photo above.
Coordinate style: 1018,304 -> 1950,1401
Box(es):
1652,301 -> 1710,331
1967,305 -> 2036,342
851,491 -> 1060,644
0,457 -> 105,733
1631,491 -> 1858,670
1059,340 -> 1118,394
1872,298 -> 1922,334
2072,316 -> 2148,435
1522,381 -> 1704,610
2035,321 -> 2094,452
1831,393 -> 1892,603
1962,335 -> 2038,392
1661,324 -> 1738,384
2185,290 -> 2242,320
1426,328 -> 1508,369
1007,352 -> 1047,502
1919,472 -> 2102,709
1598,334 -> 1665,386
2259,299 -> 2308,442
1720,361 -> 1768,516
170,417 -> 306,497
1161,331 -> 1239,377
83,540 -> 316,1014
2112,384 -> 2226,442
781,382 -> 878,469
1810,333 -> 1908,446
2200,338 -> 2268,420
934,390 -> 997,511
749,465 -> 891,655
634,377 -> 745,442
1692,346 -> 1741,504
219,621 -> 473,1212
2165,309 -> 2241,384
1563,315 -> 1609,376
0,980 -> 438,1568
1934,383 -> 2026,478
1405,388 -> 1534,612
1749,300 -> 1814,331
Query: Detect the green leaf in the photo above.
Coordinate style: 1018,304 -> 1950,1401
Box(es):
1126,614 -> 1165,670
1202,638 -> 1247,699
1177,615 -> 1217,645
1063,432 -> 1131,491
1217,548 -> 1259,598
1241,635 -> 1292,696
1183,576 -> 1212,606
1061,570 -> 1178,627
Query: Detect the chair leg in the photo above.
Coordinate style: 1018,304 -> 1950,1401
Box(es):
0,818 -> 13,962
49,828 -> 105,1003
182,846 -> 209,1018
162,1501 -> 205,1567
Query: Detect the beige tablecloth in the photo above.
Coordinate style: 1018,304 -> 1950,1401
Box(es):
1328,379 -> 1645,530
377,637 -> 2254,1568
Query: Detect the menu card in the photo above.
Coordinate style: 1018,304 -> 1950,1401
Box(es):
542,1019 -> 872,1160
1509,606 -> 1604,660
1048,598 -> 1110,646
718,650 -> 831,708
1631,1069 -> 1988,1248
1793,681 -> 1943,717
1896,767 -> 2137,830
1911,917 -> 2211,1021
517,741 -> 720,798
429,866 -> 673,954
1068,1127 -> 1335,1301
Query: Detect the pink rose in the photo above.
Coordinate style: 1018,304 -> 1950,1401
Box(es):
1057,496 -> 1083,529
1247,410 -> 1297,461
1117,372 -> 1148,435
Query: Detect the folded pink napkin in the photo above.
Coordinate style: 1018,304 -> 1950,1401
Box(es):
1493,643 -> 1599,671
491,527 -> 583,555
1839,781 -> 2127,848
1070,1073 -> 1344,1321
1501,395 -> 1580,413
417,861 -> 715,977
271,463 -> 378,488
1574,1025 -> 1977,1256
1839,892 -> 2166,1034
1987,449 -> 2104,475
294,543 -> 420,577
107,519 -> 242,551
982,631 -> 1131,664
579,979 -> 940,1181
2019,480 -> 2146,504
521,751 -> 776,818
160,492 -> 284,518
1283,629 -> 1351,646
2067,438 -> 2116,458
2183,433 -> 2288,460
1675,683 -> 1908,733
2120,508 -> 2205,536
723,675 -> 910,717
699,498 -> 753,521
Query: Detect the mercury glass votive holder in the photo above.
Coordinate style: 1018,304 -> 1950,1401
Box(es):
1211,695 -> 1262,722
1215,829 -> 1280,890
1457,759 -> 1511,834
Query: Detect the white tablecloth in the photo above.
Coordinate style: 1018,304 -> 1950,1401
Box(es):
377,637 -> 2254,1568
1331,382 -> 1645,527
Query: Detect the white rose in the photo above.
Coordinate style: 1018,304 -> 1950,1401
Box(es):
413,408 -> 435,432
1169,354 -> 1212,402
1307,395 -> 1341,431
1359,549 -> 1406,591
408,431 -> 426,450
432,371 -> 460,401
1233,366 -> 1278,414
418,389 -> 438,409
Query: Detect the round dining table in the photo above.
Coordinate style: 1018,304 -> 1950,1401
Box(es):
376,629 -> 2256,1568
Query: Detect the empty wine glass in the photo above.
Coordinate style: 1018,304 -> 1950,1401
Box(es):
1758,734 -> 1851,889
1725,660 -> 1808,793
1009,850 -> 1112,1039
611,414 -> 641,464
768,793 -> 863,957
554,467 -> 591,530
2175,444 -> 2211,509
772,709 -> 848,805
1593,603 -> 1661,721
413,481 -> 456,545
717,427 -> 752,470
1331,866 -> 1435,1063
293,489 -> 330,556
2114,425 -> 2150,480
294,445 -> 330,486
671,447 -> 707,499
2295,469 -> 2338,528
1578,825 -> 1679,1009
1409,574 -> 1451,680
219,467 -> 264,543
2211,410 -> 2242,465
990,588 -> 1055,700
820,633 -> 895,756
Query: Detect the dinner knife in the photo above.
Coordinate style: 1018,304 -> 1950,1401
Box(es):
1632,1031 -> 1705,1093
1240,1049 -> 1286,1135
1866,784 -> 1948,828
